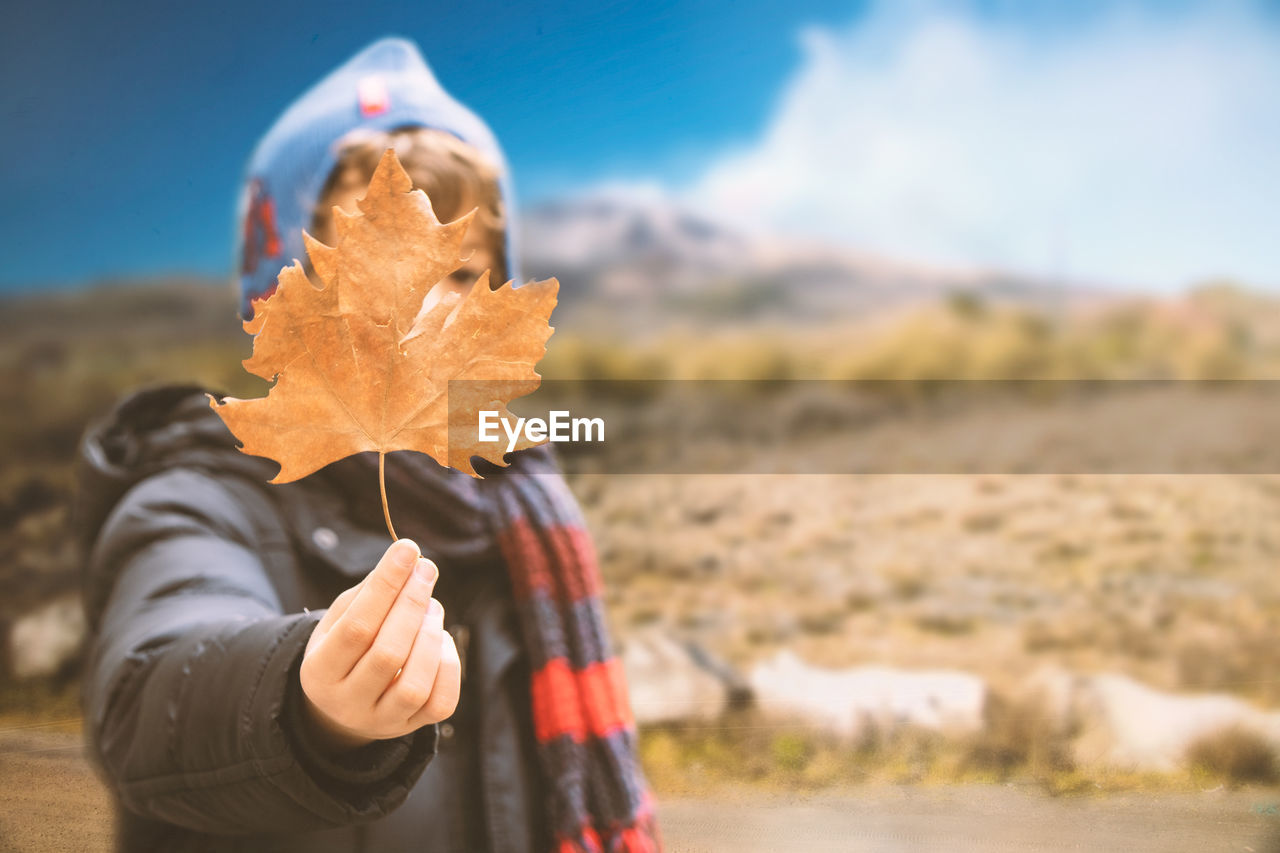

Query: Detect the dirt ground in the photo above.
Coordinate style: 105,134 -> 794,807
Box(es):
4,728 -> 1280,853
584,469 -> 1280,706
0,729 -> 112,852
658,788 -> 1280,852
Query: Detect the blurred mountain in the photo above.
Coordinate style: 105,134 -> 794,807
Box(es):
0,277 -> 241,345
523,186 -> 755,273
520,187 -> 1101,329
1,191 -> 1111,336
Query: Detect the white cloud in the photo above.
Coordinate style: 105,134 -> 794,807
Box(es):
677,2 -> 1280,290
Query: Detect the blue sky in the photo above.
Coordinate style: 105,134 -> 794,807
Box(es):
2,0 -> 1278,291
0,0 -> 864,289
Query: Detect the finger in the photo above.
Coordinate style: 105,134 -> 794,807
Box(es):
378,598 -> 445,716
313,579 -> 364,638
314,538 -> 420,680
407,630 -> 462,728
347,558 -> 439,698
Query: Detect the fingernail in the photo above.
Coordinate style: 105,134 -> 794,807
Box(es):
392,539 -> 419,569
428,599 -> 444,619
415,557 -> 439,584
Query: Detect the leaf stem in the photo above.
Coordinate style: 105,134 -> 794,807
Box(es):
378,451 -> 398,542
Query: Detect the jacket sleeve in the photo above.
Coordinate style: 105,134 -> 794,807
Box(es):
82,467 -> 436,835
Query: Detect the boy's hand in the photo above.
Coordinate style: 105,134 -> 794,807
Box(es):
299,538 -> 461,754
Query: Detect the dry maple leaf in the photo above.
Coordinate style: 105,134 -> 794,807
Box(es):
210,149 -> 558,537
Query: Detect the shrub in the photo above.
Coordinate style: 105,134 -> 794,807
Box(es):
1186,727 -> 1277,785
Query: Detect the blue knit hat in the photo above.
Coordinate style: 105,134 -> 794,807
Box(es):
235,37 -> 519,319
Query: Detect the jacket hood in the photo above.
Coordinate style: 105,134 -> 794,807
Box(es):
236,37 -> 521,319
73,385 -> 275,556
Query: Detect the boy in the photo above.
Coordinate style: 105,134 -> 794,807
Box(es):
77,37 -> 659,852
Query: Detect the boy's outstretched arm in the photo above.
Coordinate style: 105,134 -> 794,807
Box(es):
82,468 -> 440,835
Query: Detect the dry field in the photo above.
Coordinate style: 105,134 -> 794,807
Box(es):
587,470 -> 1280,700
5,282 -> 1280,799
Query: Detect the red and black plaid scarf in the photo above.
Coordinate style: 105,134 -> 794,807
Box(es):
489,458 -> 661,853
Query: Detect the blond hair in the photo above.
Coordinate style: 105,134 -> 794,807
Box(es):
313,125 -> 507,282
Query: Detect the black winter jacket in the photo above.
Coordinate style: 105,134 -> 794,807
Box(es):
75,385 -> 549,852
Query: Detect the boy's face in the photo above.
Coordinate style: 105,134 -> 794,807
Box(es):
315,168 -> 499,311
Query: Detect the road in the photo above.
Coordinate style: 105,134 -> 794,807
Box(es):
657,787 -> 1280,852
3,729 -> 1279,852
